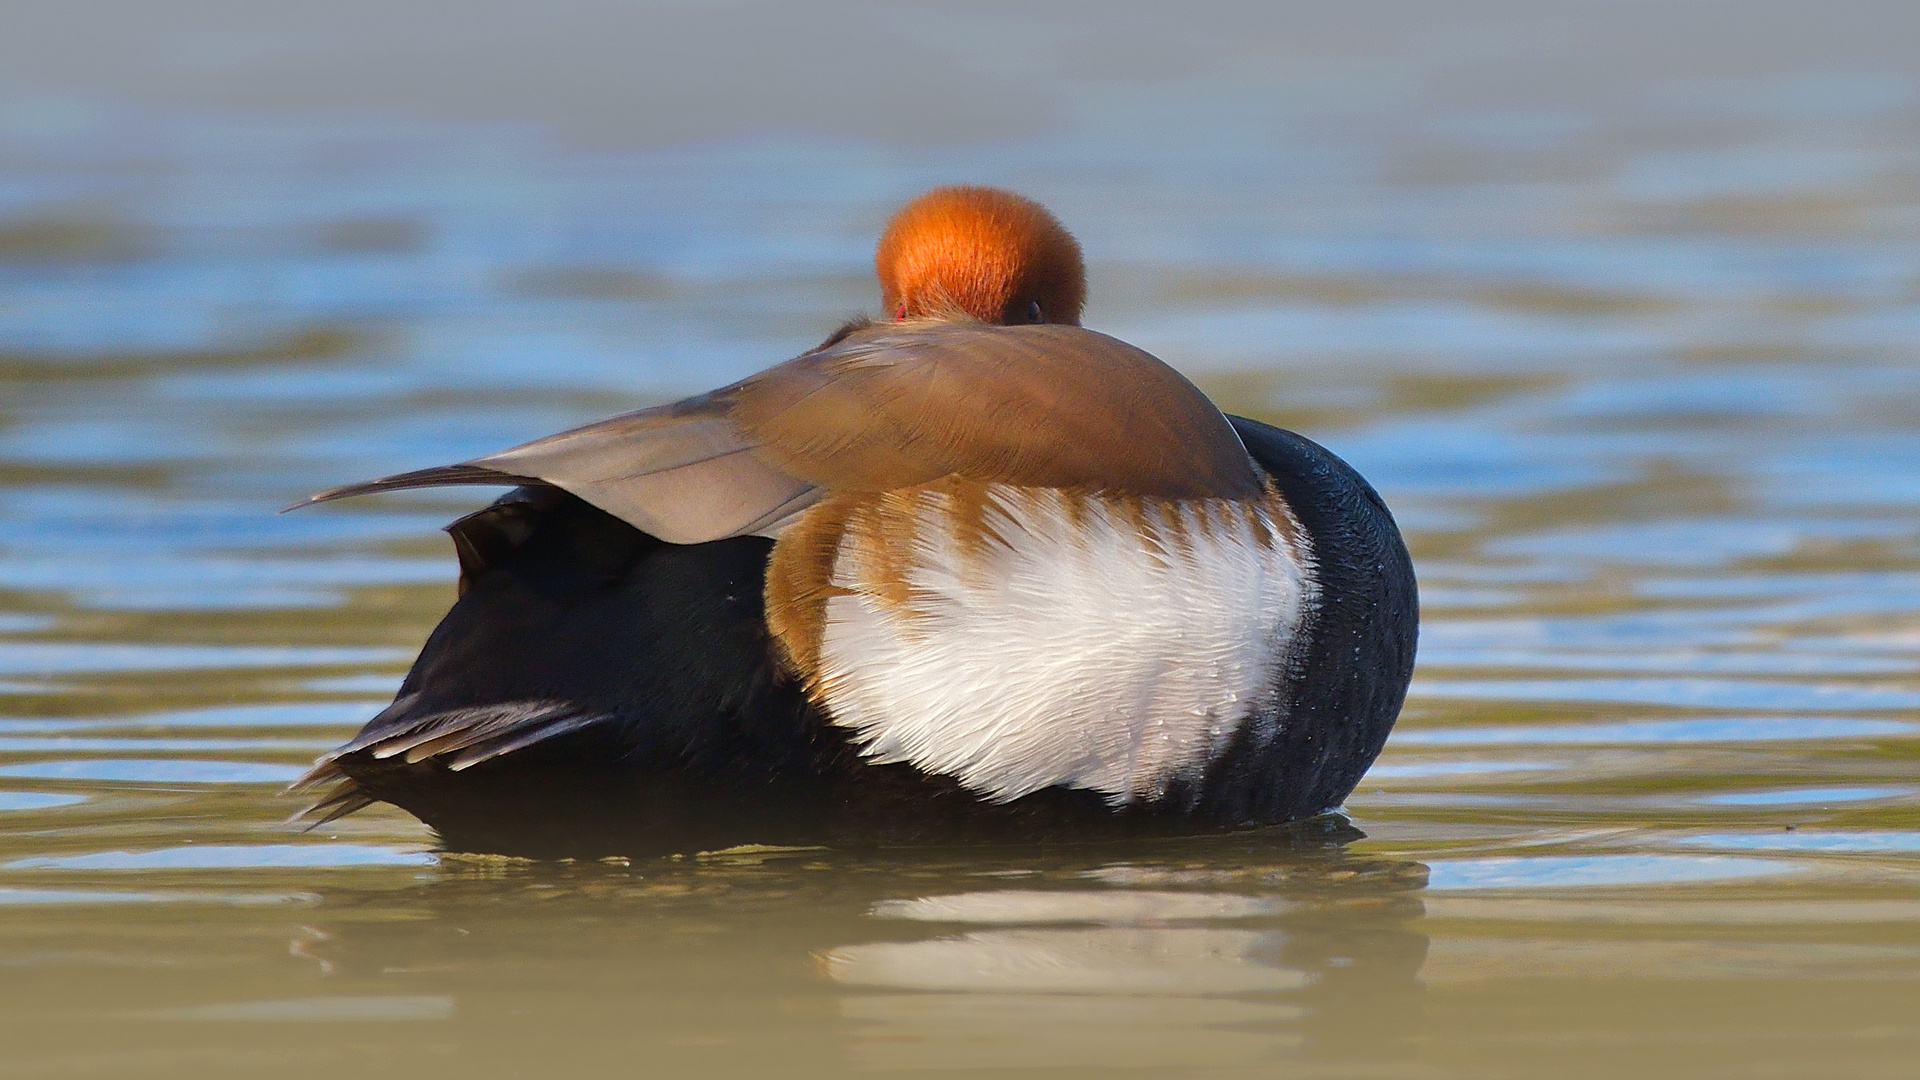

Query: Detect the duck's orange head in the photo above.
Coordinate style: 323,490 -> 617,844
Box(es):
876,186 -> 1085,326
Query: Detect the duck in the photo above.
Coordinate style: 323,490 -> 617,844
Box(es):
287,187 -> 1417,858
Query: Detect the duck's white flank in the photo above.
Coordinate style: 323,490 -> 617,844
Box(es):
815,485 -> 1315,805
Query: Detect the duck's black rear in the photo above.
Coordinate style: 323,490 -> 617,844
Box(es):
309,487 -> 831,857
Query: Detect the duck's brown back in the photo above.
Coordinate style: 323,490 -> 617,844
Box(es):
729,322 -> 1260,499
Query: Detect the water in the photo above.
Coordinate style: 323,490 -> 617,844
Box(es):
1,2 -> 1918,1075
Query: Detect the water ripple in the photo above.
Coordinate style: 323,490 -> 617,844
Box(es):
6,843 -> 437,870
0,760 -> 307,784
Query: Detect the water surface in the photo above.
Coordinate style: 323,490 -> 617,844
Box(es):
1,4 -> 1918,1075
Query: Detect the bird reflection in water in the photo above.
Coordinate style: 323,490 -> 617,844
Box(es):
824,838 -> 1428,1071
287,827 -> 1428,1073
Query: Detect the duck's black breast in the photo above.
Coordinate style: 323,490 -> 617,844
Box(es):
1201,416 -> 1419,824
307,417 -> 1415,857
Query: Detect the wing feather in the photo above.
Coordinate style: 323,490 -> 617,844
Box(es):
291,396 -> 822,544
290,322 -> 1257,543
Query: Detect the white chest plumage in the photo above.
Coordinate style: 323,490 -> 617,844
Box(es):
811,484 -> 1316,805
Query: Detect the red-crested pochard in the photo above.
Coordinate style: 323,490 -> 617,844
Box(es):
289,187 -> 1417,858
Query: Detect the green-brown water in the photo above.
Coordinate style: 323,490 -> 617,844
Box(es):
1,2 -> 1918,1075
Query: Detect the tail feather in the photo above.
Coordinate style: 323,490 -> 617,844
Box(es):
285,697 -> 615,825
445,713 -> 610,771
289,786 -> 379,831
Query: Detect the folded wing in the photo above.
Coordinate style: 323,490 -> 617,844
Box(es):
292,321 -> 1259,543
297,393 -> 823,544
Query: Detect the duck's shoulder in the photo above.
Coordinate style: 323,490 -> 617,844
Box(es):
729,321 -> 1262,499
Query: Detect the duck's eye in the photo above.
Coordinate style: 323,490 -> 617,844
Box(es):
1026,300 -> 1045,323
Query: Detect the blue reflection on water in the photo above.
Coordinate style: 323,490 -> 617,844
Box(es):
0,760 -> 306,784
0,791 -> 87,811
0,738 -> 330,752
1679,833 -> 1920,854
0,887 -> 316,905
1695,787 -> 1912,807
0,702 -> 381,734
1409,680 -> 1920,710
0,644 -> 407,676
1395,717 -> 1919,746
1426,855 -> 1798,890
6,843 -> 435,870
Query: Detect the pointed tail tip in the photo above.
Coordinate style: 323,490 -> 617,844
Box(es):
283,771 -> 376,830
282,756 -> 343,797
281,484 -> 361,513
